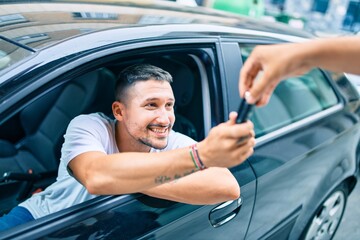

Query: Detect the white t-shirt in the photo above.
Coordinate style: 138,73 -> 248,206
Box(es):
20,113 -> 196,219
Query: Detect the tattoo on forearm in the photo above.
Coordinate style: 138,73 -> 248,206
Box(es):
183,169 -> 195,176
155,175 -> 172,184
154,170 -> 196,184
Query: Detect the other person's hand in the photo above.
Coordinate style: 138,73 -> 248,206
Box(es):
239,44 -> 310,106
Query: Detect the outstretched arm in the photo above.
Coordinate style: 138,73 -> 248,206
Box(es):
141,167 -> 240,205
239,36 -> 360,106
69,112 -> 254,201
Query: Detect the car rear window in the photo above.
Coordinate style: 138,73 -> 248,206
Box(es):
251,69 -> 339,136
240,45 -> 339,137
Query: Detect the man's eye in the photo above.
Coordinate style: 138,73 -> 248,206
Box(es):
146,103 -> 156,108
166,103 -> 174,108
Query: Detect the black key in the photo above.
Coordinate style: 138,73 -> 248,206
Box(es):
236,98 -> 254,123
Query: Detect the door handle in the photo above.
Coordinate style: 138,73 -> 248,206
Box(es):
209,197 -> 243,228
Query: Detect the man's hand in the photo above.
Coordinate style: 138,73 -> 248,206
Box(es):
197,112 -> 255,169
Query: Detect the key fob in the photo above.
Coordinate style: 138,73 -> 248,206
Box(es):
236,98 -> 254,123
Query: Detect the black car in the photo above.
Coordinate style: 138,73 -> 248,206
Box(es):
0,1 -> 359,239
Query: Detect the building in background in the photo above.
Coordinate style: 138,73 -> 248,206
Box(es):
202,0 -> 358,35
265,0 -> 360,34
342,0 -> 360,32
268,0 -> 354,35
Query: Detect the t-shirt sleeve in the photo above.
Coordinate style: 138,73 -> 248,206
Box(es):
60,114 -> 109,168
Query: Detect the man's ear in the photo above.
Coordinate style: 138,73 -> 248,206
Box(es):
112,101 -> 126,121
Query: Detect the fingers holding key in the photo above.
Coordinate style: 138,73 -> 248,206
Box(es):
198,117 -> 255,169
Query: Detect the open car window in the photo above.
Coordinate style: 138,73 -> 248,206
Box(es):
0,45 -> 214,231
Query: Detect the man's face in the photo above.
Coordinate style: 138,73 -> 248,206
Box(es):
116,79 -> 175,150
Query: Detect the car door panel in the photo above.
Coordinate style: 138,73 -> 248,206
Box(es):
246,111 -> 357,240
244,68 -> 357,239
140,178 -> 255,239
222,40 -> 359,239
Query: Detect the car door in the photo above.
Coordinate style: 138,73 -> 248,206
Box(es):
0,38 -> 256,240
223,39 -> 358,240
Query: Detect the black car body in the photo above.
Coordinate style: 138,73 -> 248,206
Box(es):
0,1 -> 359,239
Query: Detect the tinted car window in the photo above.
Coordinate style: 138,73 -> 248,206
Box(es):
240,45 -> 338,136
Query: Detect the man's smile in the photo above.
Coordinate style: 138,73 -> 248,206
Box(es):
147,124 -> 171,136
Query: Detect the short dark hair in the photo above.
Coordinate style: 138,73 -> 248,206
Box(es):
115,64 -> 173,102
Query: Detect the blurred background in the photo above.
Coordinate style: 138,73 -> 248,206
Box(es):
172,0 -> 360,36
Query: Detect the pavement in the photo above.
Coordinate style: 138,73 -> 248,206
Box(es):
333,180 -> 360,240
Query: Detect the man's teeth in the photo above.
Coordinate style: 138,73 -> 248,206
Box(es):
151,128 -> 167,133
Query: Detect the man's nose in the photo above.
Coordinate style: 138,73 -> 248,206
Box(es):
155,108 -> 172,124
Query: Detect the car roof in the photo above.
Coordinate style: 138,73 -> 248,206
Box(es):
0,0 -> 314,102
0,0 -> 312,51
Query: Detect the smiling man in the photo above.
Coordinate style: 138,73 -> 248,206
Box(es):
113,67 -> 176,152
0,64 -> 255,231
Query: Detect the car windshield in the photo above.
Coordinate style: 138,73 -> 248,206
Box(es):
0,38 -> 33,76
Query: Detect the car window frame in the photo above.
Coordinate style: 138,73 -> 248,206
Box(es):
0,37 -> 227,239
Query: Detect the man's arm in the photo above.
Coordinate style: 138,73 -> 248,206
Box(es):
239,36 -> 360,106
141,167 -> 240,205
69,113 -> 254,196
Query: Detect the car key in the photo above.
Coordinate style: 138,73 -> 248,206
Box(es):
236,97 -> 254,123
236,97 -> 255,144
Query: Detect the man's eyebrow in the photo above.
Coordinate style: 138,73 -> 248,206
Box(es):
144,97 -> 175,102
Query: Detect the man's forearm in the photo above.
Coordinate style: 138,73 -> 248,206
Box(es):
71,149 -> 197,195
141,167 -> 240,205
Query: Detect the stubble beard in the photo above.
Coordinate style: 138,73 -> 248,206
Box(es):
139,133 -> 169,150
